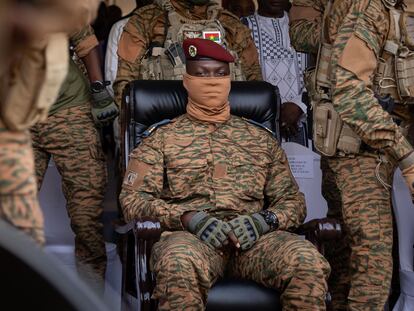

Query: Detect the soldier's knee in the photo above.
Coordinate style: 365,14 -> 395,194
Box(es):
153,246 -> 198,276
152,233 -> 205,275
288,241 -> 331,280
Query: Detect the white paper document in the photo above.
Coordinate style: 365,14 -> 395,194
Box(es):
287,155 -> 314,179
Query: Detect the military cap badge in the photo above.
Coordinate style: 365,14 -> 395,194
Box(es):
188,45 -> 197,57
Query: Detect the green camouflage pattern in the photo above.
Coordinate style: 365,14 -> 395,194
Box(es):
120,115 -> 330,309
289,0 -> 326,54
120,115 -> 305,231
152,229 -> 329,310
113,0 -> 262,105
289,0 -> 411,309
290,0 -> 413,160
30,105 -> 107,278
0,128 -> 45,245
321,153 -> 396,310
328,0 -> 413,161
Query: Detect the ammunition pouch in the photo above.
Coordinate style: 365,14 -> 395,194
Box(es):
315,43 -> 332,89
374,6 -> 414,103
1,33 -> 68,131
374,44 -> 414,102
313,101 -> 361,156
140,46 -> 186,80
306,66 -> 361,156
395,48 -> 414,98
400,10 -> 414,50
374,53 -> 400,100
313,101 -> 342,156
305,43 -> 332,103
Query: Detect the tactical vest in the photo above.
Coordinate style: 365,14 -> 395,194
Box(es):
308,0 -> 414,156
140,0 -> 245,81
374,0 -> 414,103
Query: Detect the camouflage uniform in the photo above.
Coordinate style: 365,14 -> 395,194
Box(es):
0,0 -> 100,246
30,26 -> 107,278
290,0 -> 414,309
114,0 -> 262,104
0,127 -> 44,244
120,115 -> 330,310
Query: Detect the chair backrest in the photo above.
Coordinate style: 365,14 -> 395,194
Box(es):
121,80 -> 280,168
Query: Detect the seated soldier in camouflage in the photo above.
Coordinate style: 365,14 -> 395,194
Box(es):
120,38 -> 330,311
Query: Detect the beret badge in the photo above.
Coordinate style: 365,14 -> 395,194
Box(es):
188,45 -> 197,57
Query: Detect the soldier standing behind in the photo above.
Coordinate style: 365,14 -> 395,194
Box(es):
289,0 -> 414,309
30,25 -> 118,281
0,0 -> 99,245
120,38 -> 330,311
113,0 -> 262,105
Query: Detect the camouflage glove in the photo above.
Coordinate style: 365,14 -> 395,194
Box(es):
187,211 -> 232,249
90,81 -> 119,127
229,214 -> 270,251
400,152 -> 414,202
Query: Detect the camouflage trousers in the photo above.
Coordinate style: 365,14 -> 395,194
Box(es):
151,230 -> 330,311
0,127 -> 45,245
321,152 -> 396,311
30,104 -> 107,279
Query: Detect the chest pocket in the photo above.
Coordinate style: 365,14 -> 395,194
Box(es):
165,136 -> 209,198
228,156 -> 269,201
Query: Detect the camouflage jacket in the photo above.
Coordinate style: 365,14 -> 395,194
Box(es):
120,114 -> 305,231
290,0 -> 413,161
113,0 -> 262,105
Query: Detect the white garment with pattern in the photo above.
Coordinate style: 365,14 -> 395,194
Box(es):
243,12 -> 307,114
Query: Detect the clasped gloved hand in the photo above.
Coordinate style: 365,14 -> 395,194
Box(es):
187,211 -> 232,249
90,81 -> 119,127
229,213 -> 270,251
400,152 -> 414,203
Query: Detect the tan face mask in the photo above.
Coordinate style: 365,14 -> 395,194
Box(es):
183,73 -> 231,123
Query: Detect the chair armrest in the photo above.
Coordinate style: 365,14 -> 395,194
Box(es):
296,217 -> 342,255
115,217 -> 162,238
115,217 -> 161,311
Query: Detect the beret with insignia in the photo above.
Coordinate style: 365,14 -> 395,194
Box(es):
183,38 -> 234,63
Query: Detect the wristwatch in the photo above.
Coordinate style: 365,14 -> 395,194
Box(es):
90,81 -> 109,93
259,210 -> 279,231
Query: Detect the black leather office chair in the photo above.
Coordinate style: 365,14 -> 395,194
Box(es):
116,80 -> 341,311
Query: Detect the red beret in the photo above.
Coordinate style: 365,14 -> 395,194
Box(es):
183,38 -> 235,63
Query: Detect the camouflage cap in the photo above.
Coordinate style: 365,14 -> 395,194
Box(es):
183,38 -> 235,63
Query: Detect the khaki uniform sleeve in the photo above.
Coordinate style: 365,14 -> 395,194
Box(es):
31,0 -> 100,34
70,25 -> 98,58
113,8 -> 156,106
220,11 -> 262,81
330,0 -> 413,160
265,138 -> 306,230
289,0 -> 325,54
119,131 -> 193,230
57,0 -> 100,31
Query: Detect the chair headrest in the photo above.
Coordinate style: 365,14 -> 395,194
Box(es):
124,80 -> 279,134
